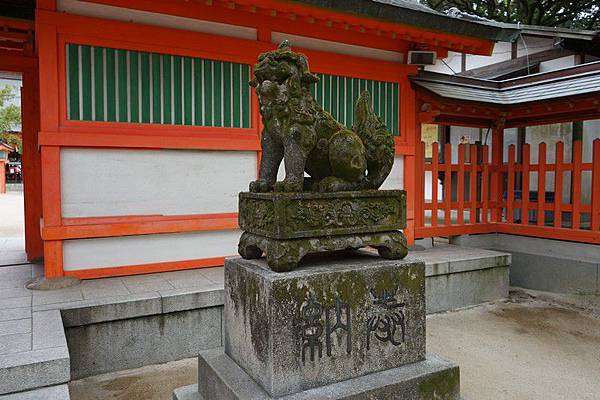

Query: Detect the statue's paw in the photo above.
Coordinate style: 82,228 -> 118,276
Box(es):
273,179 -> 303,192
249,180 -> 272,193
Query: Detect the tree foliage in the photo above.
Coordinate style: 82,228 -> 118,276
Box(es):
0,84 -> 22,153
421,0 -> 600,30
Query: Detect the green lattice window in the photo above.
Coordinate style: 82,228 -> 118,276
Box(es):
310,73 -> 399,136
66,44 -> 252,128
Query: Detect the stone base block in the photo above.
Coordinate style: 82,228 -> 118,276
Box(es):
173,347 -> 459,400
238,190 -> 407,271
225,254 -> 426,397
239,230 -> 408,272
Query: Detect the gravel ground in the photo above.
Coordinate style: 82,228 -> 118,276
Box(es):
69,289 -> 600,400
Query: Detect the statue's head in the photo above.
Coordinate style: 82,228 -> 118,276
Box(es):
249,41 -> 319,89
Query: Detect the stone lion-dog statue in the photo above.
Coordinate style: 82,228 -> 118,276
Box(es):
249,41 -> 395,193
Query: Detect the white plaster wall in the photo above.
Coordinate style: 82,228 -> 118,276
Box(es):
60,149 -> 257,217
380,155 -> 404,190
271,32 -> 403,62
525,123 -> 573,202
424,51 -> 462,74
466,42 -> 512,70
57,0 -> 257,40
425,36 -> 557,75
539,55 -> 576,72
424,172 -> 442,202
63,229 -> 241,270
582,120 -> 600,204
450,127 -> 485,163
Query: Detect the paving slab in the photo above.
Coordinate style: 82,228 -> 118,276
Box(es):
0,384 -> 70,400
32,310 -> 66,350
0,297 -> 30,310
121,274 -> 176,293
0,319 -> 31,336
0,333 -> 31,355
0,311 -> 28,325
0,288 -> 32,299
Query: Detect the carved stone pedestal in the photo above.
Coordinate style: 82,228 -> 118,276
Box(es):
173,252 -> 461,400
238,190 -> 409,272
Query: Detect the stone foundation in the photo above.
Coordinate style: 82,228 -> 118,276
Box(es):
175,253 -> 461,399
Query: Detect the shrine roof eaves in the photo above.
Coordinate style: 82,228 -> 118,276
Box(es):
411,62 -> 600,105
290,0 -> 521,43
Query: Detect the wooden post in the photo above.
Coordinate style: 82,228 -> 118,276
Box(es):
469,145 -> 477,224
591,139 -> 600,231
0,160 -> 5,194
491,124 -> 504,222
521,143 -> 530,225
415,140 -> 425,229
537,143 -> 547,226
571,140 -> 582,230
431,143 -> 439,227
457,144 -> 465,225
507,144 -> 515,224
554,141 -> 564,228
444,143 -> 452,226
481,145 -> 489,223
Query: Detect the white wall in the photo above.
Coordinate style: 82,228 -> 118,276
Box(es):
539,55 -> 576,72
467,41 -> 512,70
425,51 -> 463,74
60,148 -> 257,218
63,230 -> 241,270
380,155 -> 404,190
425,36 -> 558,75
582,120 -> 600,204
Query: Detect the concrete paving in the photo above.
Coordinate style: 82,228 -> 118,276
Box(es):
68,289 -> 600,400
0,244 -> 508,397
0,263 -> 223,396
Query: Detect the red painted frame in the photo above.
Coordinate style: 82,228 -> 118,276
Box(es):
0,22 -> 43,261
35,0 -> 490,278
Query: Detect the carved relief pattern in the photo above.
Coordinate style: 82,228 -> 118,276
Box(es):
287,199 -> 398,230
240,199 -> 275,232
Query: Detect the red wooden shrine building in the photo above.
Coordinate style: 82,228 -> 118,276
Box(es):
0,0 -> 598,280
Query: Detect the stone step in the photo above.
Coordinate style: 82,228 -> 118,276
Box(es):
0,384 -> 70,400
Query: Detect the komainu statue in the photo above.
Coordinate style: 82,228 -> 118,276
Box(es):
238,41 -> 408,271
249,40 -> 395,193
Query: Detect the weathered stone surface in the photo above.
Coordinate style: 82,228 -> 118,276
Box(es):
224,253 -> 426,397
192,348 -> 459,400
239,190 -> 405,239
66,307 -> 222,379
239,231 -> 408,272
0,384 -> 70,400
238,190 -> 408,271
248,41 -> 394,194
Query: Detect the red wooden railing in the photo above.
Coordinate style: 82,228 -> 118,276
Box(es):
415,139 -> 600,244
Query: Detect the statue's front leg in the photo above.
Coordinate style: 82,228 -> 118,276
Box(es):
274,139 -> 307,192
250,130 -> 283,193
